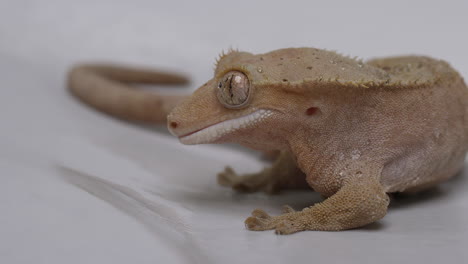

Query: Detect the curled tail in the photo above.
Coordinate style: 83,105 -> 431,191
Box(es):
67,64 -> 190,123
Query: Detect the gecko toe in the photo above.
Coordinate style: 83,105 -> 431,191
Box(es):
282,205 -> 296,214
275,220 -> 301,235
251,209 -> 271,219
217,166 -> 238,186
245,216 -> 270,230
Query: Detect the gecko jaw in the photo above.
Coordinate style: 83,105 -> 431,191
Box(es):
179,109 -> 274,145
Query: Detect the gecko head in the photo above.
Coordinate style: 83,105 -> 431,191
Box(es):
167,49 -> 326,150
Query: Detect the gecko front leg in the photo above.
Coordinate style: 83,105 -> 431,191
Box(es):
217,151 -> 308,194
245,169 -> 390,234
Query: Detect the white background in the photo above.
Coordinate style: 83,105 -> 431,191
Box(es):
1,0 -> 467,263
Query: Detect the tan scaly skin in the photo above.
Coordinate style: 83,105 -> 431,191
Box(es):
68,47 -> 468,234
68,64 -> 189,122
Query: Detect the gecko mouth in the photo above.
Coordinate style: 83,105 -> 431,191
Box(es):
179,109 -> 273,145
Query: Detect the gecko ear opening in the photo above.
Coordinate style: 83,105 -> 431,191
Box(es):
216,71 -> 250,109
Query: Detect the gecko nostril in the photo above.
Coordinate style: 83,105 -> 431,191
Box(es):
306,107 -> 319,116
170,121 -> 178,129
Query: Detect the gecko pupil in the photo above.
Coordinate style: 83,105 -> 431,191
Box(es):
229,76 -> 234,98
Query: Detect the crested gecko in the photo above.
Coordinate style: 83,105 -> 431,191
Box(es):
68,47 -> 468,234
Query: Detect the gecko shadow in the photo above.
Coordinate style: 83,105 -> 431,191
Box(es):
58,166 -> 214,264
388,167 -> 467,209
177,165 -> 467,233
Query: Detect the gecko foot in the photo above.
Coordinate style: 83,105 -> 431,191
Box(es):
217,166 -> 277,193
244,206 -> 302,234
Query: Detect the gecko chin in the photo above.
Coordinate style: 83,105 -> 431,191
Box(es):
179,109 -> 274,145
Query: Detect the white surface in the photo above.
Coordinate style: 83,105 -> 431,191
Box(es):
1,0 -> 467,263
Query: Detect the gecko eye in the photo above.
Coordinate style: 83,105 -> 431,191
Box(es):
216,71 -> 250,109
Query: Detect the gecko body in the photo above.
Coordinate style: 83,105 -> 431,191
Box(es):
69,47 -> 468,234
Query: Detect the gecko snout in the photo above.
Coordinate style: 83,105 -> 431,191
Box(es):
167,113 -> 191,138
